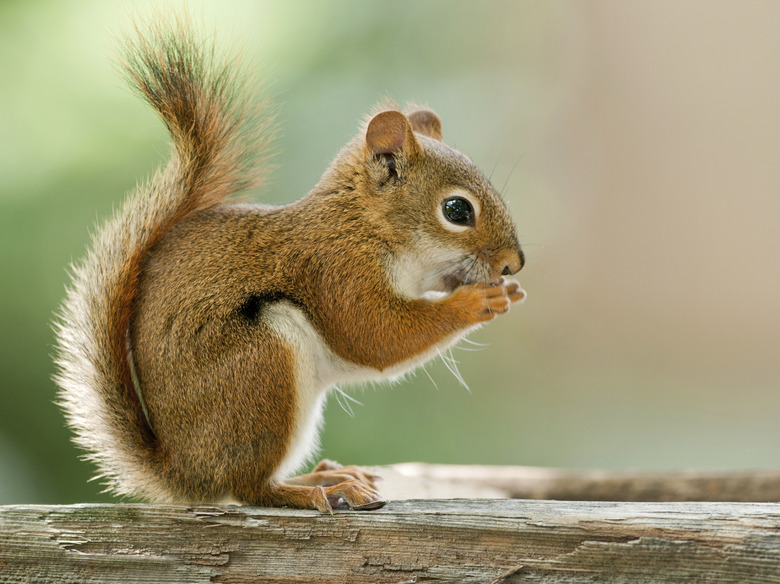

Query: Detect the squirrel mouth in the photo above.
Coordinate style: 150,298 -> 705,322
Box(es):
440,266 -> 489,292
441,272 -> 465,292
439,260 -> 507,293
424,254 -> 491,294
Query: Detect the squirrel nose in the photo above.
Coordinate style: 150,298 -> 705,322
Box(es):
500,246 -> 525,276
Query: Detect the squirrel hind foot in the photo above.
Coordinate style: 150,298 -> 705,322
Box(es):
259,465 -> 385,512
320,479 -> 386,511
285,462 -> 382,490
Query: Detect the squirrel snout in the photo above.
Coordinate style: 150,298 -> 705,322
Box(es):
499,247 -> 525,277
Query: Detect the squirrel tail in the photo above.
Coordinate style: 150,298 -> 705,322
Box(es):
53,17 -> 272,501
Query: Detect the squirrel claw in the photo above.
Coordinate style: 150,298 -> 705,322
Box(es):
351,498 -> 387,511
312,485 -> 333,514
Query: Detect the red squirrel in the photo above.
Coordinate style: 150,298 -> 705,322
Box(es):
54,18 -> 525,512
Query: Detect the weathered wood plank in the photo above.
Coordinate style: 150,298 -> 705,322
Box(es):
384,463 -> 780,502
2,500 -> 780,583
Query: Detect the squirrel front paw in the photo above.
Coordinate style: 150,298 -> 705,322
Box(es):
500,277 -> 527,304
450,278 -> 526,324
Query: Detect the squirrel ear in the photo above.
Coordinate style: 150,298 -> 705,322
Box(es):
407,109 -> 443,141
366,110 -> 421,157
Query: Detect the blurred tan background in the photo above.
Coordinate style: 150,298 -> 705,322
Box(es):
1,0 -> 779,504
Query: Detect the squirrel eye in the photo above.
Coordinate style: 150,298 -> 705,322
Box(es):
442,196 -> 474,226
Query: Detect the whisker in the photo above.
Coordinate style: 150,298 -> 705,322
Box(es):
462,254 -> 482,286
488,147 -> 505,183
438,348 -> 470,392
415,254 -> 475,287
420,363 -> 439,390
419,254 -> 470,276
453,345 -> 485,353
447,347 -> 471,393
334,392 -> 351,417
334,389 -> 353,417
332,385 -> 362,417
418,255 -> 470,281
500,153 -> 525,197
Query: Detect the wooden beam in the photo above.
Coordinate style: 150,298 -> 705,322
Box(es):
2,499 -> 780,583
383,463 -> 780,502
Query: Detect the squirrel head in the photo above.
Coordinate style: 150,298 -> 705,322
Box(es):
360,108 -> 524,297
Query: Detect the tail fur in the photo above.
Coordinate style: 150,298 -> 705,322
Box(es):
53,17 -> 272,500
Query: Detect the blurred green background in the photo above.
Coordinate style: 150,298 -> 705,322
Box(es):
2,0 -> 779,504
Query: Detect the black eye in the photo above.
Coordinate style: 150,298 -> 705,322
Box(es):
442,196 -> 475,226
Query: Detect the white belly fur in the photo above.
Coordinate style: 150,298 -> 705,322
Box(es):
262,300 -> 472,479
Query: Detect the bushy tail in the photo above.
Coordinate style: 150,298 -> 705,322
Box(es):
53,16 -> 272,501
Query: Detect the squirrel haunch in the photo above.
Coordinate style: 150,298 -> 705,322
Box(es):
53,18 -> 525,511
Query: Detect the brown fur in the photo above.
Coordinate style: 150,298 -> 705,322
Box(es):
54,17 -> 525,510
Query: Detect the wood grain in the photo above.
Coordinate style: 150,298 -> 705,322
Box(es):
2,499 -> 780,583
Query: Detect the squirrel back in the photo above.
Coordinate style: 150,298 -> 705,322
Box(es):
54,19 -> 273,501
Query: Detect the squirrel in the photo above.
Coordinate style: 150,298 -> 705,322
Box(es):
53,18 -> 526,512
